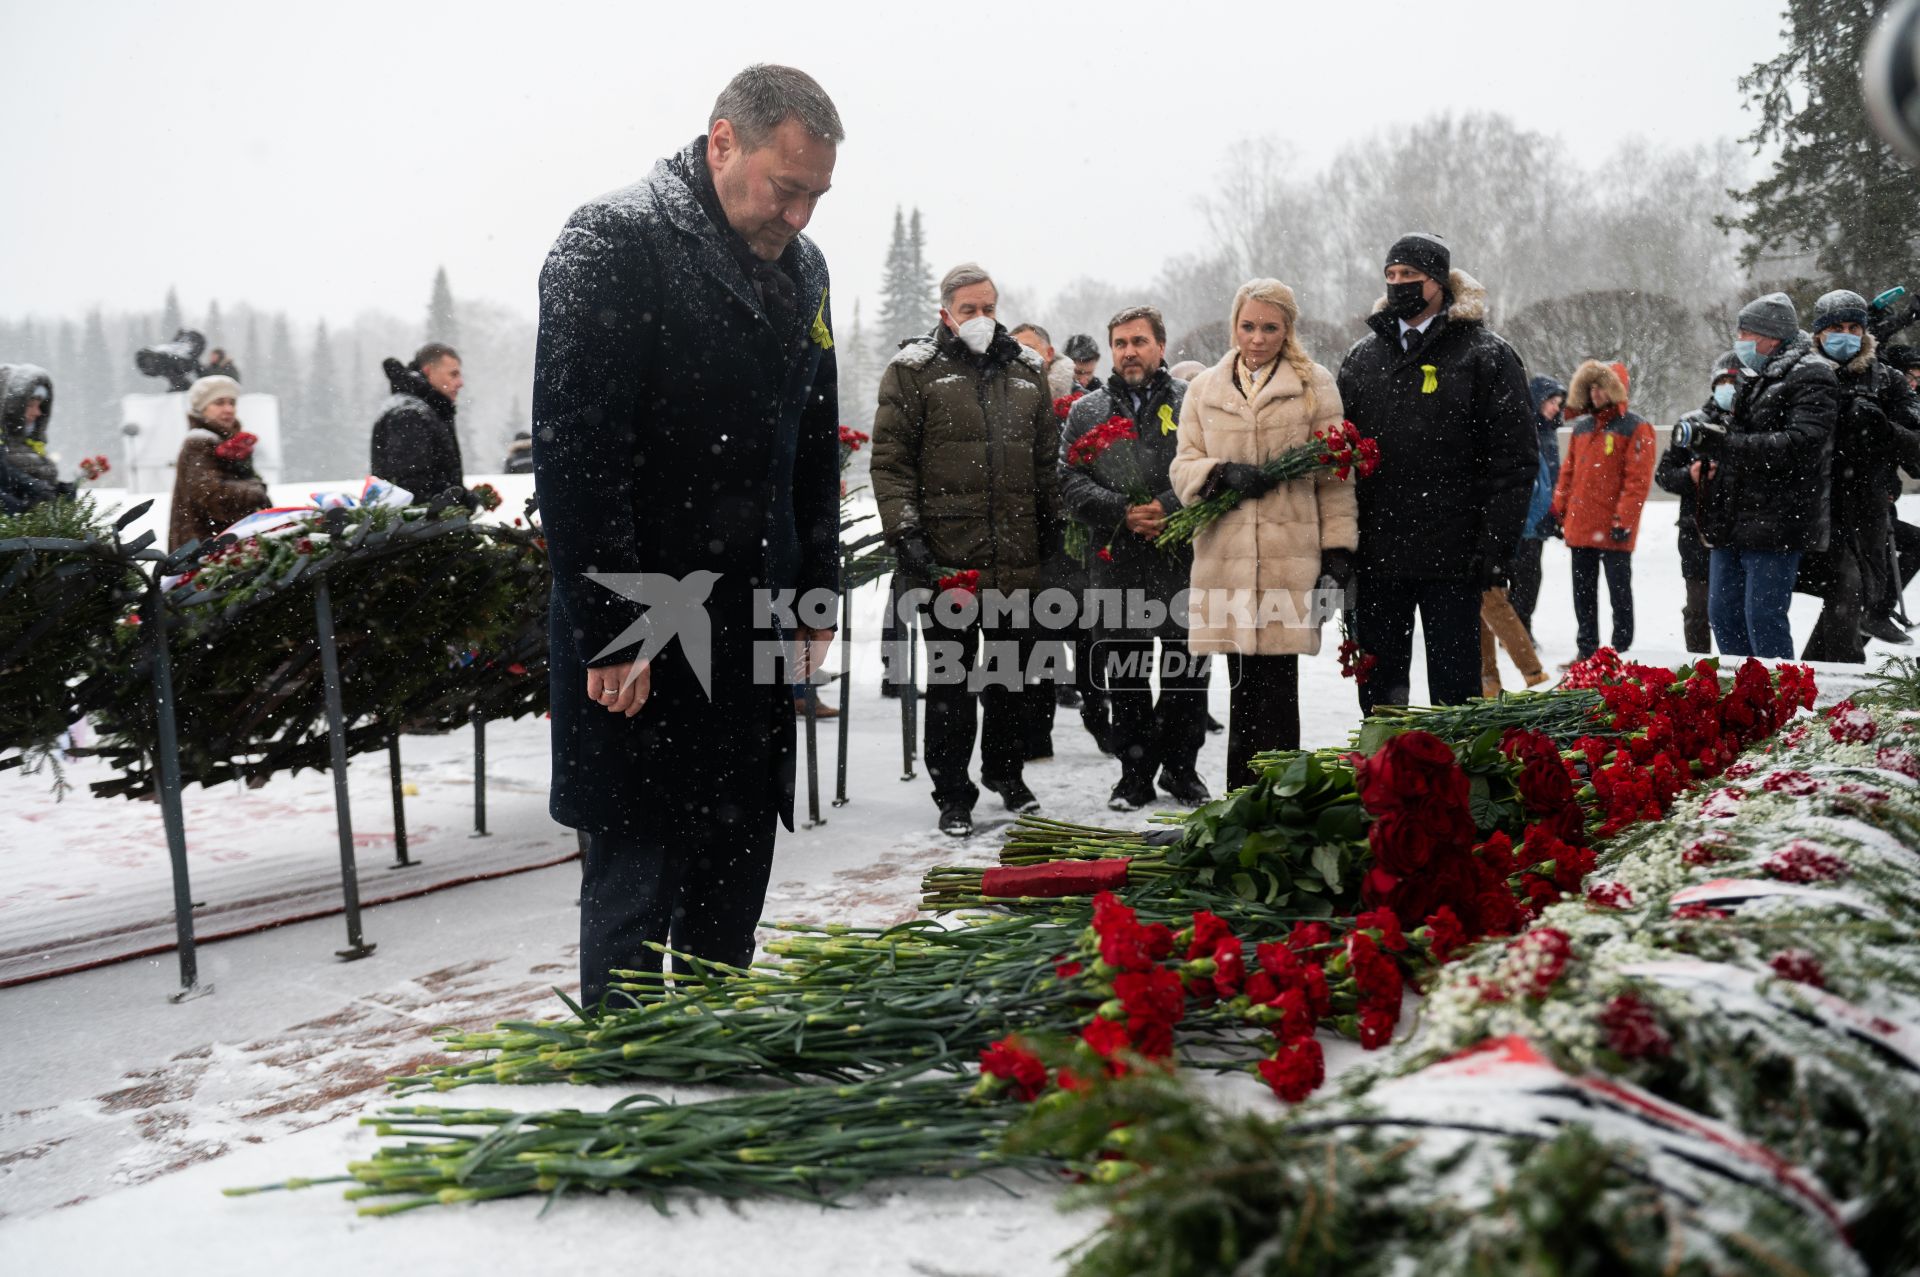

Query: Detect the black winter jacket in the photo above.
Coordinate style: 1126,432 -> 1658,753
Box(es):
531,136 -> 840,835
1335,271 -> 1537,580
370,359 -> 465,505
1697,333 -> 1837,554
1058,367 -> 1190,615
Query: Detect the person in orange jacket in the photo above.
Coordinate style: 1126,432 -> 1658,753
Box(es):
1543,360 -> 1657,660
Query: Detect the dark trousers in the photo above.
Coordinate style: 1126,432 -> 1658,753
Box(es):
1354,575 -> 1482,714
1886,517 -> 1920,620
1225,653 -> 1299,792
1570,547 -> 1634,659
1095,632 -> 1208,784
1508,537 -> 1545,634
1683,577 -> 1713,654
579,802 -> 778,1009
1802,548 -> 1867,664
922,612 -> 1047,810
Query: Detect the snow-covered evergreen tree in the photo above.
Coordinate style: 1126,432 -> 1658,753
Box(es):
426,267 -> 459,348
161,287 -> 182,336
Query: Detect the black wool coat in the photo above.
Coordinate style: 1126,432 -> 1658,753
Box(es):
370,359 -> 466,505
1697,333 -> 1836,555
532,137 -> 840,835
1334,272 -> 1537,581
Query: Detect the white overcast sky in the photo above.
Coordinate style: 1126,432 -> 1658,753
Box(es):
2,0 -> 1785,327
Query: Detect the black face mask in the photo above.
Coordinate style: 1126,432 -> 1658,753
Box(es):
1384,280 -> 1430,322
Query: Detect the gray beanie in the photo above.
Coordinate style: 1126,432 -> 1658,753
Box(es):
1711,351 -> 1742,382
1810,289 -> 1870,334
1736,292 -> 1799,342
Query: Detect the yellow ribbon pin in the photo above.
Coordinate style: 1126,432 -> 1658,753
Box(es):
1157,403 -> 1177,435
1419,364 -> 1438,394
1605,434 -> 1616,456
808,289 -> 833,351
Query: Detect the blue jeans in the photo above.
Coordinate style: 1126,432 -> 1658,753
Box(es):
1708,548 -> 1801,658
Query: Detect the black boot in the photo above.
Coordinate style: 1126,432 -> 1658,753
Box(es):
938,802 -> 973,837
1862,613 -> 1914,646
1158,766 -> 1211,806
1108,774 -> 1155,811
981,774 -> 1041,814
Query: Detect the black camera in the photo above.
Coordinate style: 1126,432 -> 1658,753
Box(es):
133,329 -> 208,392
1672,416 -> 1727,455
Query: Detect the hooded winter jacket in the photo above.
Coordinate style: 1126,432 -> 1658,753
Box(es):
1335,270 -> 1537,580
0,364 -> 64,514
871,323 -> 1062,594
1656,392 -> 1731,583
1521,373 -> 1566,540
1697,332 -> 1837,554
370,359 -> 465,505
1549,361 -> 1657,553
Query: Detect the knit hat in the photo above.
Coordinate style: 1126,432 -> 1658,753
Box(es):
1810,289 -> 1870,334
1063,333 -> 1099,362
1736,292 -> 1799,342
1385,232 -> 1451,284
188,374 -> 241,418
1710,351 -> 1742,383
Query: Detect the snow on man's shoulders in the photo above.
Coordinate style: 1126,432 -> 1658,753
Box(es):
1014,346 -> 1045,373
891,339 -> 938,370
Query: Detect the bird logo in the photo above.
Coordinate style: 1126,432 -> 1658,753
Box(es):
585,570 -> 722,697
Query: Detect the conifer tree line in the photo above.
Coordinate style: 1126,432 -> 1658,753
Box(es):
4,1 -> 1911,476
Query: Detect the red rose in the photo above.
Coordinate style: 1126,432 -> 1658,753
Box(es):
1599,994 -> 1672,1059
1355,730 -> 1468,815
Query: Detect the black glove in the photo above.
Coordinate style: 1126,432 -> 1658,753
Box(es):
894,534 -> 939,586
1319,547 -> 1356,588
1201,461 -> 1280,500
1471,556 -> 1508,591
1536,513 -> 1563,541
1609,524 -> 1631,544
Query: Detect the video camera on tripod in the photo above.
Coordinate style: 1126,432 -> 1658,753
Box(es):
133,329 -> 208,392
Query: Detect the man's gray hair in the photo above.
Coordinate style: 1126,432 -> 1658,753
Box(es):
939,262 -> 995,309
1009,322 -> 1051,345
710,64 -> 844,149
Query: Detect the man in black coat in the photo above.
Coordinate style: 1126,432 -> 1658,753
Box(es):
370,343 -> 467,505
1686,293 -> 1837,659
1058,306 -> 1207,811
532,65 -> 843,1009
1335,233 -> 1536,712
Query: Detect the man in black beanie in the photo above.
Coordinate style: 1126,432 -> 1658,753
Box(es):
1335,233 -> 1537,712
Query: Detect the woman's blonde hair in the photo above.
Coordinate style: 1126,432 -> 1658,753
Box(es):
1229,278 -> 1317,420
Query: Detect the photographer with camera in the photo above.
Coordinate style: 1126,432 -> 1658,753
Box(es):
1656,354 -> 1741,654
1674,293 -> 1837,659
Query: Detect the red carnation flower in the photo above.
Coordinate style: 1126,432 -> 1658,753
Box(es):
1769,949 -> 1826,988
1417,907 -> 1468,963
213,430 -> 258,462
979,1037 -> 1049,1101
1080,1017 -> 1131,1061
1358,1006 -> 1397,1050
1256,1035 -> 1325,1102
1599,994 -> 1672,1059
1762,841 -> 1847,884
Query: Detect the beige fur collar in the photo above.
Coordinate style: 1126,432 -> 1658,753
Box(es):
1566,359 -> 1631,415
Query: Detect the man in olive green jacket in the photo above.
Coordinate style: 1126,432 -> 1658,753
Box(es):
871,262 -> 1062,837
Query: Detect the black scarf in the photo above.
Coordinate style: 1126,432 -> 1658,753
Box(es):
673,137 -> 801,336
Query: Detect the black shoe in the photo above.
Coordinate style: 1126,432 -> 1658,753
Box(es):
1108,775 -> 1155,811
938,803 -> 973,837
1055,686 -> 1082,708
881,681 -> 902,699
1158,767 -> 1211,805
982,775 -> 1041,813
1863,614 -> 1915,645
1206,714 -> 1225,735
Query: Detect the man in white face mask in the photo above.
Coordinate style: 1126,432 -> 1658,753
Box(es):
870,262 -> 1064,838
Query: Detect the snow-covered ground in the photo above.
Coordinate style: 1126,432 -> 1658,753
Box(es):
0,483 -> 1906,1274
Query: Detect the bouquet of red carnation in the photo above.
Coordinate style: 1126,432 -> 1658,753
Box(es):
936,568 -> 980,598
837,425 -> 870,471
469,482 -> 503,513
77,454 -> 111,482
213,431 -> 258,464
1065,414 -> 1156,563
1053,392 -> 1084,421
1155,419 -> 1378,550
1336,611 -> 1376,684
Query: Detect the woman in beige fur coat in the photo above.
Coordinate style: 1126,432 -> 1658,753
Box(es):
1170,280 -> 1359,790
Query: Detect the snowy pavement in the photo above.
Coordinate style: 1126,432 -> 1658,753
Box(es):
0,488 -> 1909,1272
